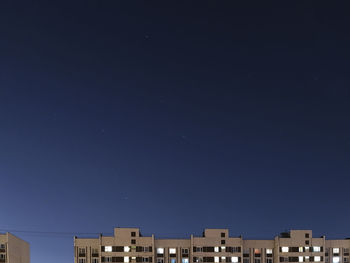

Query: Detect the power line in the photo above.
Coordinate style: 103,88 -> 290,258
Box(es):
0,229 -> 111,237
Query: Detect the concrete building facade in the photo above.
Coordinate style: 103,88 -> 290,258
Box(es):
74,228 -> 350,263
0,232 -> 30,263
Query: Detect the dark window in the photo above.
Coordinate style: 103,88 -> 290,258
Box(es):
221,240 -> 225,245
305,234 -> 309,238
305,241 -> 309,245
131,239 -> 136,244
221,233 -> 225,238
131,232 -> 136,237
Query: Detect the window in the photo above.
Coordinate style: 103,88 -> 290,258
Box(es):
282,248 -> 289,253
79,259 -> 86,263
142,258 -> 149,262
182,249 -> 189,254
196,247 -> 203,252
222,257 -> 226,261
305,234 -> 309,238
299,257 -> 303,262
105,246 -> 112,252
266,249 -> 273,254
125,257 -> 130,263
344,258 -> 349,263
182,259 -> 189,263
305,241 -> 309,245
171,259 -> 176,263
232,257 -> 239,263
222,240 -> 226,245
314,247 -> 321,253
299,248 -> 303,253
255,249 -> 261,255
93,259 -> 99,263
305,248 -> 310,252
125,246 -> 131,252
221,233 -> 226,238
333,249 -> 340,254
267,259 -> 272,263
106,257 -> 112,263
0,244 -> 5,249
157,248 -> 164,254
305,257 -> 309,262
244,259 -> 249,263
79,248 -> 86,253
144,247 -> 149,252
333,258 -> 339,263
131,240 -> 136,244
255,259 -> 261,263
215,247 -> 219,253
215,257 -> 220,263
158,259 -> 164,263
131,232 -> 136,237
344,249 -> 350,254
315,257 -> 321,262
169,248 -> 176,254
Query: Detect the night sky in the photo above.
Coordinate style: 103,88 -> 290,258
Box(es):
1,1 -> 350,263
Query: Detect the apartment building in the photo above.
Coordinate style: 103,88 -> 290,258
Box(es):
0,232 -> 30,263
74,228 -> 350,263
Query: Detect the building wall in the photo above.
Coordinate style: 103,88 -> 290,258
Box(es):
0,233 -> 30,263
74,229 -> 350,263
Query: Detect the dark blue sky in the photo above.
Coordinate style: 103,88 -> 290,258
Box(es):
1,1 -> 350,262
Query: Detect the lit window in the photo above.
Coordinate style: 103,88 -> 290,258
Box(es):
215,257 -> 220,263
232,257 -> 239,263
333,257 -> 339,263
171,259 -> 176,263
255,249 -> 261,254
157,248 -> 164,254
215,247 -> 219,252
132,257 -> 136,260
299,257 -> 303,262
169,248 -> 176,254
266,249 -> 273,254
182,259 -> 189,263
305,257 -> 309,262
124,246 -> 131,252
222,257 -> 226,261
222,247 -> 226,251
333,249 -> 340,254
315,257 -> 321,262
282,247 -> 289,253
124,257 -> 130,263
305,247 -> 310,252
105,246 -> 112,252
314,247 -> 321,252
299,247 -> 303,253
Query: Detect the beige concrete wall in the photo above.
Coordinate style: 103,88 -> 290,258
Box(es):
0,233 -> 30,263
74,228 -> 350,263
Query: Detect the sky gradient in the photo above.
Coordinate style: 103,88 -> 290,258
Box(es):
1,1 -> 350,263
